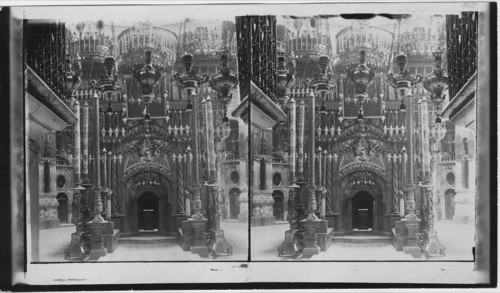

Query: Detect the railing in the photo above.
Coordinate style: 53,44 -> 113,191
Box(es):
24,19 -> 68,101
446,12 -> 478,99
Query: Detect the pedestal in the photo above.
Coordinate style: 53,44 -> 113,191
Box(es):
300,220 -> 320,258
392,220 -> 407,251
424,231 -> 446,257
87,221 -> 108,260
213,230 -> 233,256
188,218 -> 209,257
314,219 -> 333,251
251,191 -> 276,226
402,218 -> 422,258
277,229 -> 296,257
238,190 -> 249,223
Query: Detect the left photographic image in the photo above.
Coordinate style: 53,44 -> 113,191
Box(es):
23,6 -> 249,262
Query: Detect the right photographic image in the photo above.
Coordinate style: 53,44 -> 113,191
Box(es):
244,13 -> 478,261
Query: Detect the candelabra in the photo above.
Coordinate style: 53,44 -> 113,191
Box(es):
173,53 -> 211,256
418,52 -> 449,258
346,50 -> 377,104
203,51 -> 238,257
294,55 -> 336,258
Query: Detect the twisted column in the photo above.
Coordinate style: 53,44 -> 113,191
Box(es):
177,153 -> 185,215
326,154 -> 333,214
392,151 -> 399,214
102,149 -> 107,189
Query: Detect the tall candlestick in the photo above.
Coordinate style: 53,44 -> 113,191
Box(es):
205,96 -> 217,181
82,102 -> 89,181
298,99 -> 305,180
307,92 -> 317,219
92,93 -> 104,222
190,92 -> 204,220
289,98 -> 297,181
73,100 -> 81,184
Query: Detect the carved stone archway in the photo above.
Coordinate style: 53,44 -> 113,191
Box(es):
339,170 -> 387,234
122,170 -> 173,235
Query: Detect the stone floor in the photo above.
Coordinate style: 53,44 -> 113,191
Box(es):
38,219 -> 473,262
38,220 -> 249,262
251,220 -> 475,261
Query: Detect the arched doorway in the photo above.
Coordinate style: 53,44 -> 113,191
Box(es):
444,189 -> 456,220
272,190 -> 284,221
138,192 -> 159,232
56,193 -> 68,223
352,191 -> 373,231
229,188 -> 240,219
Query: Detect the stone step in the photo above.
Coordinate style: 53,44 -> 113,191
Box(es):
119,235 -> 178,244
333,234 -> 392,243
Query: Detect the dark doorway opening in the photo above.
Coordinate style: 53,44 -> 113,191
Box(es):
352,191 -> 373,231
444,189 -> 456,220
57,193 -> 68,223
272,190 -> 284,221
229,188 -> 240,219
138,192 -> 159,232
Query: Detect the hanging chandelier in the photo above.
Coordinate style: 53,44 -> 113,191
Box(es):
347,50 -> 377,104
64,52 -> 82,98
307,55 -> 336,99
96,56 -> 121,97
173,53 -> 207,94
387,52 -> 423,100
423,52 -> 449,106
209,50 -> 238,114
275,52 -> 295,106
134,50 -> 162,104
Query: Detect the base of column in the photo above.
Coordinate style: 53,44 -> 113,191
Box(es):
212,230 -> 233,256
87,247 -> 108,261
87,221 -> 108,261
188,218 -> 210,258
424,231 -> 446,258
278,229 -> 296,257
299,219 -> 320,259
403,246 -> 423,258
401,218 -> 422,258
251,216 -> 276,226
